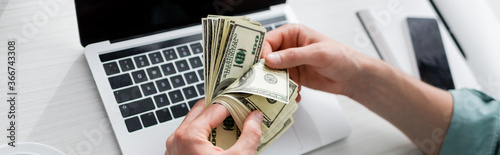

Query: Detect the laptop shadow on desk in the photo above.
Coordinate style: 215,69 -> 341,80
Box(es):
27,54 -> 121,155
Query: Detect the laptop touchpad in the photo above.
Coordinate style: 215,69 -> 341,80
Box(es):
261,127 -> 302,154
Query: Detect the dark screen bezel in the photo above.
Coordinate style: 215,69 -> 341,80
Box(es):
75,0 -> 285,47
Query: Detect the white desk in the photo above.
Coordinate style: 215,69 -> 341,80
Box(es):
0,0 -> 499,154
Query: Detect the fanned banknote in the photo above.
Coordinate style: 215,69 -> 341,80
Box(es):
202,15 -> 298,153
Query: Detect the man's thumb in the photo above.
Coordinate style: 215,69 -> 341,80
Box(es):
228,111 -> 263,153
265,44 -> 324,69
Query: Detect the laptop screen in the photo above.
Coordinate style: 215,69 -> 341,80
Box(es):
75,0 -> 285,46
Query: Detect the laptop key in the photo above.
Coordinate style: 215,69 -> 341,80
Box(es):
188,57 -> 203,69
163,49 -> 178,61
177,46 -> 191,57
146,66 -> 162,80
188,99 -> 199,108
103,62 -> 120,75
120,98 -> 155,117
156,108 -> 173,123
175,60 -> 190,72
141,112 -> 158,128
197,69 -> 204,80
170,75 -> 185,88
141,82 -> 157,96
119,58 -> 135,72
265,26 -> 273,32
108,74 -> 133,89
184,71 -> 199,84
131,70 -> 148,83
196,83 -> 204,96
183,86 -> 198,99
190,43 -> 203,54
275,23 -> 285,28
161,63 -> 177,76
154,94 -> 170,107
149,52 -> 164,64
134,55 -> 150,68
168,90 -> 184,104
114,86 -> 142,103
125,117 -> 142,132
171,103 -> 189,118
156,78 -> 172,92
258,16 -> 287,26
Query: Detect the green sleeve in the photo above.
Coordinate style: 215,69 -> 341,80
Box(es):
440,89 -> 500,155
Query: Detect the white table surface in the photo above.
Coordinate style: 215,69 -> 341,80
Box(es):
0,0 -> 499,154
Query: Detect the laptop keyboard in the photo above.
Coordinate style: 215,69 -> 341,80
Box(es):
100,17 -> 288,133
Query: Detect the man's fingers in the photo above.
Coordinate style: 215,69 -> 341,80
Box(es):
261,41 -> 273,59
190,103 -> 231,132
265,24 -> 297,51
296,94 -> 302,102
265,24 -> 327,51
181,98 -> 206,124
227,111 -> 263,154
265,43 -> 328,69
265,24 -> 312,51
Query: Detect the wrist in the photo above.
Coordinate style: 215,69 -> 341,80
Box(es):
343,54 -> 397,104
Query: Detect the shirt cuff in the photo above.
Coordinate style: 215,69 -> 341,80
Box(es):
440,89 -> 500,155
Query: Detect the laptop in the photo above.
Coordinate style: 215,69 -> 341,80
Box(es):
76,0 -> 351,154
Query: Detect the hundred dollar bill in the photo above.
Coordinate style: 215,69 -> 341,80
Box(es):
202,15 -> 299,153
209,80 -> 299,151
209,116 -> 241,150
203,16 -> 266,106
210,20 -> 266,102
223,60 -> 290,104
257,118 -> 294,153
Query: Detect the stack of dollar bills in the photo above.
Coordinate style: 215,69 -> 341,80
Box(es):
201,15 -> 299,153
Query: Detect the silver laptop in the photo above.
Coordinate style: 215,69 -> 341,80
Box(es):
76,0 -> 350,154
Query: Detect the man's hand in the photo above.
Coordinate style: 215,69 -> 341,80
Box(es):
262,24 -> 368,97
263,24 -> 453,154
165,99 -> 263,155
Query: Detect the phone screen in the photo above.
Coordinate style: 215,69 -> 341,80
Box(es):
407,18 -> 455,90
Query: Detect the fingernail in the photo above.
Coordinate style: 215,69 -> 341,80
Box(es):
267,53 -> 281,64
254,111 -> 263,123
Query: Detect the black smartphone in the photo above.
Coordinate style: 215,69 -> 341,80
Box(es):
406,17 -> 455,90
